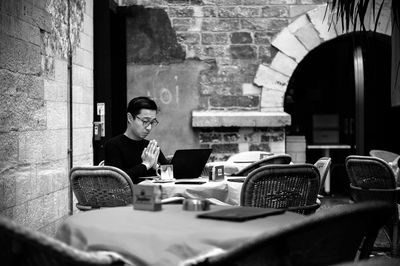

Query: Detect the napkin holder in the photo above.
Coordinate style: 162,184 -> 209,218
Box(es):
133,185 -> 162,211
209,165 -> 224,181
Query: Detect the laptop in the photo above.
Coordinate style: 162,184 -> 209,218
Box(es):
170,148 -> 212,183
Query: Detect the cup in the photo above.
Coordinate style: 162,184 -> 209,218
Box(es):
156,164 -> 174,180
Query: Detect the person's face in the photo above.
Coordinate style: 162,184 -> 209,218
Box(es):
127,109 -> 158,140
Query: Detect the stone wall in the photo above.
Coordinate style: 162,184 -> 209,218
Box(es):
0,0 -> 93,236
119,0 -> 325,158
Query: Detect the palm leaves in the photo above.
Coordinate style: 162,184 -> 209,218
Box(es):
327,0 -> 399,32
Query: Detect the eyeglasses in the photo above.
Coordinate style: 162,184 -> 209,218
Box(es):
135,116 -> 159,128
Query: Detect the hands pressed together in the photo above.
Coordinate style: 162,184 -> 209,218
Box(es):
141,139 -> 160,170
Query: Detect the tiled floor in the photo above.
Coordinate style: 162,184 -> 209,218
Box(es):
319,194 -> 394,258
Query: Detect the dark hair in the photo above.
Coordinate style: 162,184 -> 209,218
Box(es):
127,96 -> 158,116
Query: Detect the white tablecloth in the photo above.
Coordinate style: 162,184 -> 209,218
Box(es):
56,205 -> 305,266
139,178 -> 243,205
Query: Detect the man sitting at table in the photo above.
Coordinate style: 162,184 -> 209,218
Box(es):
104,96 -> 169,183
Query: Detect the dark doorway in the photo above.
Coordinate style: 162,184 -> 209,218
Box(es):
284,31 -> 398,194
93,0 -> 127,165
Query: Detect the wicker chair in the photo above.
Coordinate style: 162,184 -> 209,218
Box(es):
70,166 -> 134,211
240,164 -> 320,215
369,149 -> 400,163
0,215 -> 131,266
345,155 -> 400,257
314,156 -> 332,196
230,154 -> 292,177
192,201 -> 393,266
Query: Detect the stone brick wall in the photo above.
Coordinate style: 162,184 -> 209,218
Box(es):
0,0 -> 93,236
119,0 -> 327,111
119,0 -> 326,158
200,127 -> 286,161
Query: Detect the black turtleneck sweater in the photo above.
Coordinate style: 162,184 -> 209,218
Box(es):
104,134 -> 168,184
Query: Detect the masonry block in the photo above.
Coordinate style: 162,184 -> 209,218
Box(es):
44,79 -> 67,101
199,132 -> 222,143
73,84 -> 93,104
211,143 -> 238,153
201,33 -> 229,45
241,18 -> 288,31
177,32 -> 200,44
261,5 -> 289,18
72,64 -> 93,88
0,69 -> 44,99
46,101 -> 67,129
83,13 -> 93,37
73,153 -> 93,167
289,4 -> 317,18
73,127 -> 93,156
0,13 -> 41,46
0,94 -> 46,132
223,133 -> 240,142
72,103 -> 93,128
272,27 -> 308,62
249,143 -> 271,151
12,202 -> 29,227
169,6 -> 195,17
27,197 -> 45,229
230,32 -> 252,44
269,140 -> 285,154
307,5 -> 337,41
241,0 -> 295,4
79,32 -> 93,52
202,6 -> 217,17
258,45 -> 273,64
254,32 -> 272,45
72,47 -> 93,69
238,142 -> 249,152
270,51 -> 297,77
201,18 -> 240,31
14,165 -> 35,205
18,129 -> 68,163
0,33 -> 41,74
230,45 -> 257,59
203,0 -> 241,5
0,174 -> 16,209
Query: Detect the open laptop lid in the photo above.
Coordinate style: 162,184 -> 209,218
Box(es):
171,149 -> 212,179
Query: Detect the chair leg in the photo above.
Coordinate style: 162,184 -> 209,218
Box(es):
392,220 -> 399,257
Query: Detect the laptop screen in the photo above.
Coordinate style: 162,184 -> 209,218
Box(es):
170,149 -> 212,179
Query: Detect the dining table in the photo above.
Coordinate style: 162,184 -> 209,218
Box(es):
55,204 -> 307,266
138,176 -> 244,206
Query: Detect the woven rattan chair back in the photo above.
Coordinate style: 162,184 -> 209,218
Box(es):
345,155 -> 400,257
194,201 -> 393,266
230,154 -> 292,177
0,215 -> 129,266
314,157 -> 332,195
240,164 -> 320,215
70,166 -> 134,210
345,155 -> 397,189
369,149 -> 400,163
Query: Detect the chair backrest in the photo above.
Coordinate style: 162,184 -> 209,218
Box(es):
345,155 -> 397,189
195,201 -> 393,266
230,154 -> 292,177
70,166 -> 134,210
314,157 -> 332,194
240,164 -> 320,215
226,151 -> 274,163
0,215 -> 128,266
369,149 -> 400,163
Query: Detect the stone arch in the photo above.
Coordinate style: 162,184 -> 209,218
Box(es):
253,4 -> 392,113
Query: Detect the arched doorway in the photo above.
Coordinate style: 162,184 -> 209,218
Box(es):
284,31 -> 397,194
